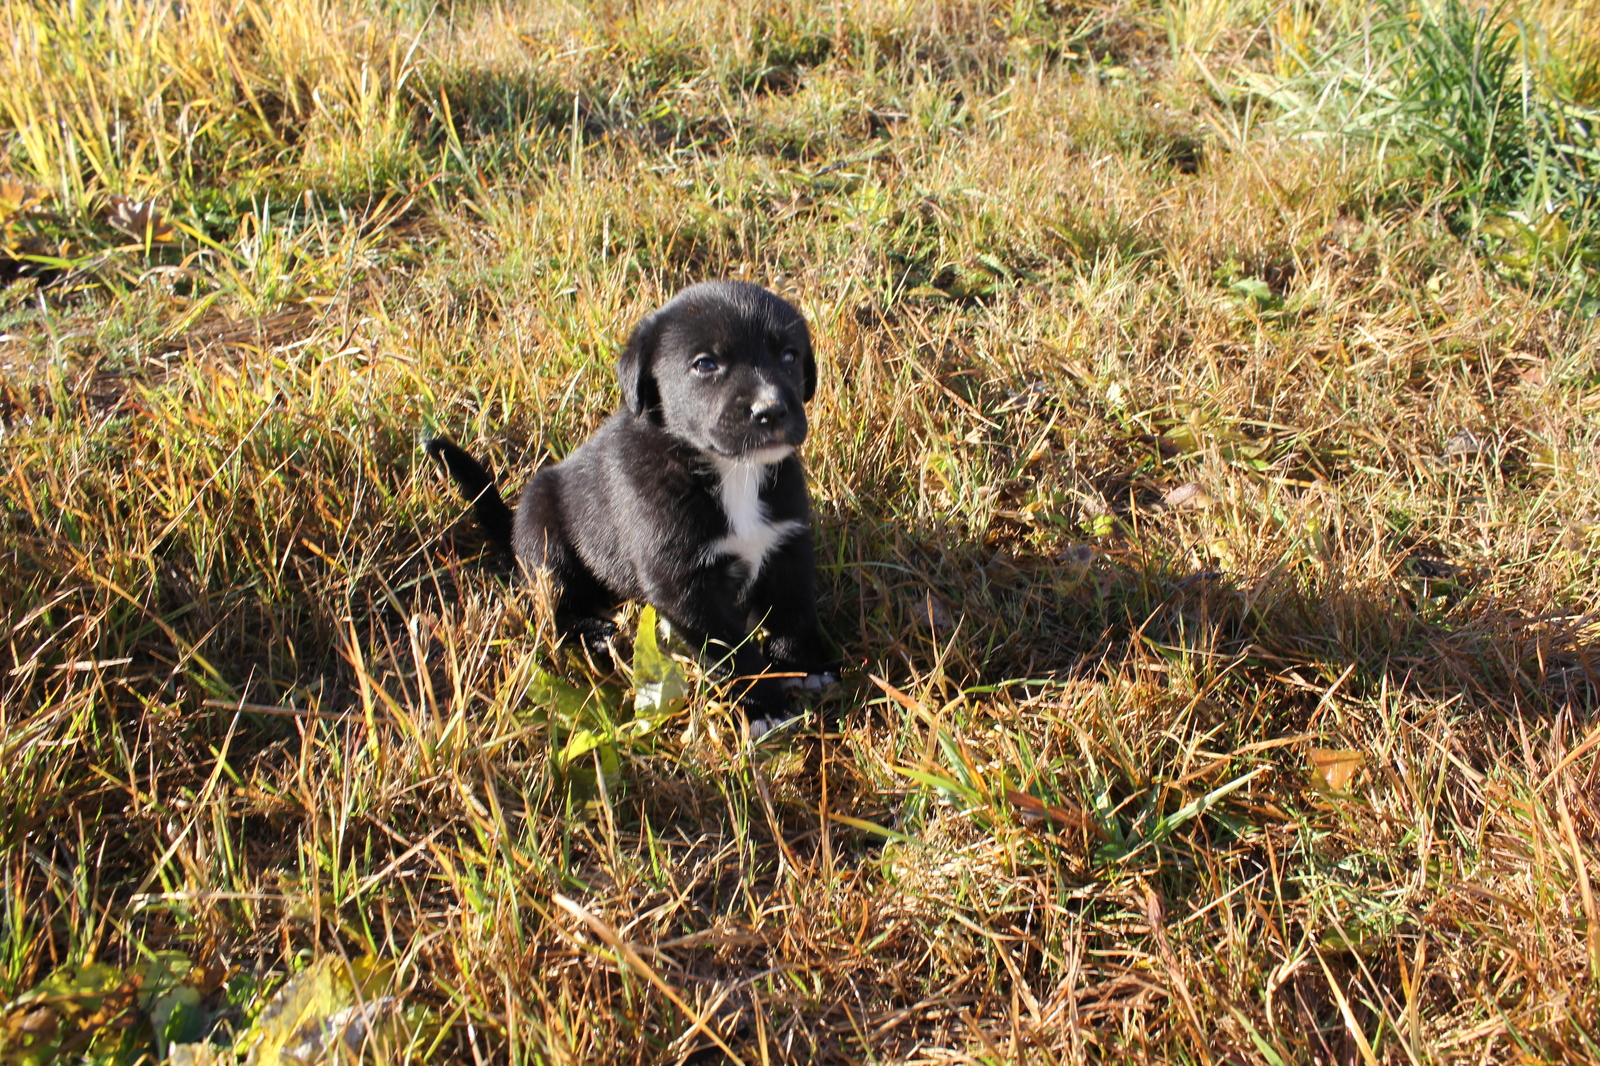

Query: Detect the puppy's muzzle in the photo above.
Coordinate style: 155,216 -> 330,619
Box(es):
750,399 -> 789,427
750,397 -> 807,447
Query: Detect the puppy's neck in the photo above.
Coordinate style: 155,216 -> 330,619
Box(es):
734,444 -> 797,467
708,448 -> 802,587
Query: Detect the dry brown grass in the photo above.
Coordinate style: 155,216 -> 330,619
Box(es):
2,0 -> 1598,1062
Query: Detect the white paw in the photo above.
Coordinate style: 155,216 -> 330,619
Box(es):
803,671 -> 838,693
781,672 -> 839,693
746,714 -> 789,740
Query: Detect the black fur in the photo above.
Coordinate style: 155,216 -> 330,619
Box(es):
427,281 -> 832,718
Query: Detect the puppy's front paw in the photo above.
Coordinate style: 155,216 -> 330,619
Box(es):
745,708 -> 808,741
566,617 -> 620,673
780,671 -> 840,694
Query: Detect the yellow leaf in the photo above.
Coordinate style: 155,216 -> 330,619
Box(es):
1309,748 -> 1364,792
242,956 -> 352,1066
0,176 -> 47,224
235,955 -> 434,1065
631,603 -> 687,719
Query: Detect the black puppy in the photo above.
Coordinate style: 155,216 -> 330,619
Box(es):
426,281 -> 834,726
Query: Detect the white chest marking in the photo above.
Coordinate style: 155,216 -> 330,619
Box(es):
708,451 -> 803,587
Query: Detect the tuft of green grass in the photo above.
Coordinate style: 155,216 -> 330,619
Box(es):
1247,0 -> 1600,302
3,0 -> 1599,1062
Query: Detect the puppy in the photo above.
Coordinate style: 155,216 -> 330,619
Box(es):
426,281 -> 834,726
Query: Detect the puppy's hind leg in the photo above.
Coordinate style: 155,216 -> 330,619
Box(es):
515,475 -> 623,670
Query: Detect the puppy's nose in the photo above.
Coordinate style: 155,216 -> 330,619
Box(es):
750,399 -> 788,426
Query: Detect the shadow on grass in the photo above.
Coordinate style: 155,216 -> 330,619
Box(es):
829,507 -> 1599,721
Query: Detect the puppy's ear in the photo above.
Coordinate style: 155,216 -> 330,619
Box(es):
617,311 -> 662,416
794,317 -> 817,402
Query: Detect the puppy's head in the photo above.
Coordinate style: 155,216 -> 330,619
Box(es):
617,281 -> 815,462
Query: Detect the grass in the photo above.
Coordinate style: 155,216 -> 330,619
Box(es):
1,0 -> 1599,1061
1242,0 -> 1600,302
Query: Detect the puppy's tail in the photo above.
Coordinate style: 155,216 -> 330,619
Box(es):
424,437 -> 515,555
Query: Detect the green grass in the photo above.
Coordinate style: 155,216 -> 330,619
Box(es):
1241,0 -> 1600,302
2,0 -> 1599,1062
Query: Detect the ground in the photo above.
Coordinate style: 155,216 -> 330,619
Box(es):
1,0 -> 1599,1062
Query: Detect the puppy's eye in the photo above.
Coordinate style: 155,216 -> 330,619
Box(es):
691,355 -> 720,374
780,348 -> 799,365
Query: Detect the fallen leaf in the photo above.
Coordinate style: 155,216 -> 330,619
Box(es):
1161,482 -> 1215,510
982,549 -> 1021,582
1055,544 -> 1095,573
996,380 -> 1052,415
1443,429 -> 1485,457
1514,361 -> 1547,386
237,955 -> 426,1066
0,176 -> 47,224
1309,748 -> 1364,792
169,1044 -> 234,1065
107,195 -> 176,243
909,592 -> 952,633
0,952 -> 196,1065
